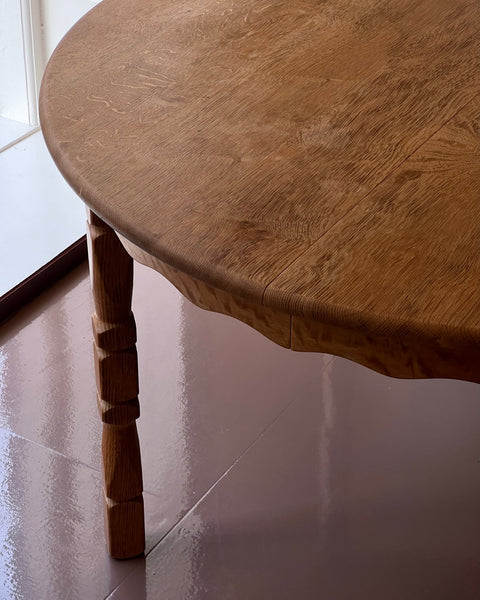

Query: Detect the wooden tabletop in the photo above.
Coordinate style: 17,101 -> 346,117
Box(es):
40,0 -> 479,383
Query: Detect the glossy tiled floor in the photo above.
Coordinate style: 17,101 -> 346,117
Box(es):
0,262 -> 478,600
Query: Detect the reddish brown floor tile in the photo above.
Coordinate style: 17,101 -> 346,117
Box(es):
1,262 -> 479,599
112,360 -> 480,599
0,428 -> 141,599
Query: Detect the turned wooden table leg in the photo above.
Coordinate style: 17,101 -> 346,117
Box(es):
87,210 -> 145,559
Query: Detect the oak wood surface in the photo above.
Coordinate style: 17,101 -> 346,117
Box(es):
120,235 -> 479,383
267,100 -> 480,378
119,234 -> 292,348
40,0 -> 479,382
87,211 -> 145,559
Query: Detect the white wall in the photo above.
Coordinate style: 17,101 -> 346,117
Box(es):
0,0 -> 30,123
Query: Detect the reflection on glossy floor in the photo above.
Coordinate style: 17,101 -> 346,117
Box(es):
0,262 -> 478,599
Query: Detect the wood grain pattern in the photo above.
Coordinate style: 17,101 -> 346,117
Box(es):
264,100 -> 480,382
40,0 -> 478,302
39,0 -> 479,378
119,235 -> 291,348
291,316 -> 480,383
121,232 -> 480,383
87,211 -> 145,559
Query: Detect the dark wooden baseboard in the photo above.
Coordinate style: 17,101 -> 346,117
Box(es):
0,236 -> 87,325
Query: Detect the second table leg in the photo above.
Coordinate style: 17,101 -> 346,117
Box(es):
87,210 -> 145,559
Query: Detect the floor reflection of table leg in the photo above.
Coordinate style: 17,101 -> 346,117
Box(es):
87,210 -> 145,559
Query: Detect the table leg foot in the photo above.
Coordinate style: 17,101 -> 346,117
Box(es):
87,210 -> 145,559
104,492 -> 145,559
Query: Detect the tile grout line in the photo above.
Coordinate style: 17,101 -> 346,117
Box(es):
104,367 -> 334,599
0,426 -> 102,474
144,353 -> 338,552
147,393 -> 301,546
0,426 -> 182,497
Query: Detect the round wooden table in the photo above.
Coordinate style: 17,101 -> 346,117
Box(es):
40,0 -> 479,558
